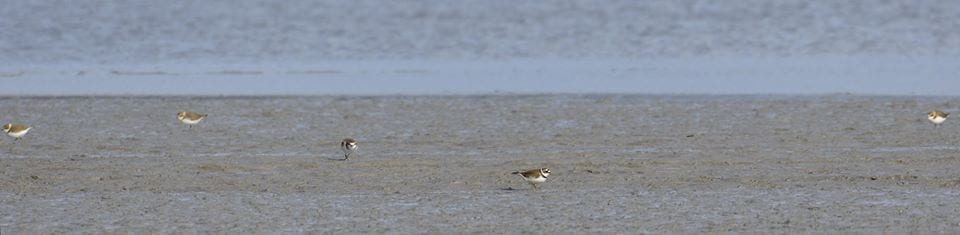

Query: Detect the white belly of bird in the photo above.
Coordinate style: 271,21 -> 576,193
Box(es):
930,116 -> 947,124
180,119 -> 202,125
7,128 -> 29,138
525,176 -> 547,184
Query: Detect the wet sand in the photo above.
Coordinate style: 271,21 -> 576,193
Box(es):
2,95 -> 960,233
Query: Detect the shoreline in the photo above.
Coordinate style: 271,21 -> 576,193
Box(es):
1,56 -> 958,96
0,93 -> 958,99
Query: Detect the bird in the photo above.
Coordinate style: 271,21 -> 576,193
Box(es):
2,123 -> 31,141
512,168 -> 551,190
177,111 -> 207,128
928,110 -> 949,127
340,138 -> 357,160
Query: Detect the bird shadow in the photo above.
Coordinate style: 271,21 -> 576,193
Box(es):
324,156 -> 348,161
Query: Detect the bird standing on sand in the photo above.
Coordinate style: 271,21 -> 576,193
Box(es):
512,168 -> 551,190
177,111 -> 207,129
2,123 -> 31,141
928,110 -> 949,127
340,138 -> 357,160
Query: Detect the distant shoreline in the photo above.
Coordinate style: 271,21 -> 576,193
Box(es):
1,57 -> 957,96
0,93 -> 956,99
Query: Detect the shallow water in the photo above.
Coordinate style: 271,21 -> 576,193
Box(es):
2,0 -> 960,96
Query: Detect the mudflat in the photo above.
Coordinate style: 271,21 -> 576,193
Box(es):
1,95 -> 959,233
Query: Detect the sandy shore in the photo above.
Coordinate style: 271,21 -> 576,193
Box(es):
2,95 -> 960,233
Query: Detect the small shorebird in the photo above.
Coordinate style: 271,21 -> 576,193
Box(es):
2,123 -> 31,141
340,138 -> 357,160
177,111 -> 207,128
928,110 -> 949,127
512,168 -> 551,190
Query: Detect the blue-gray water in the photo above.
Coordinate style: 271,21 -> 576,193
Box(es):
1,0 -> 959,95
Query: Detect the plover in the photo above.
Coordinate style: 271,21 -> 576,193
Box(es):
928,110 -> 949,127
177,111 -> 207,128
512,168 -> 551,190
340,138 -> 357,160
2,123 -> 31,141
